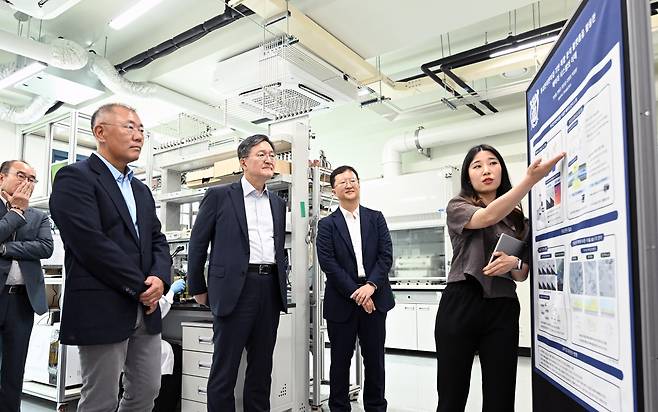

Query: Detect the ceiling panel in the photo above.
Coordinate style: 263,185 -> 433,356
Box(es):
291,0 -> 541,59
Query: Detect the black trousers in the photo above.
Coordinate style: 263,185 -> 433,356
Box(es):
207,272 -> 280,412
435,277 -> 520,412
0,290 -> 34,412
326,308 -> 387,412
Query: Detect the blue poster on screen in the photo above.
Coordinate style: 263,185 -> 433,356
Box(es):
527,0 -> 636,411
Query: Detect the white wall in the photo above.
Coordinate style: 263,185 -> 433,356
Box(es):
0,120 -> 18,159
310,104 -> 529,186
310,104 -> 534,347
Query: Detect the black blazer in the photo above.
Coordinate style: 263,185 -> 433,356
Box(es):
187,180 -> 288,317
317,206 -> 394,322
0,207 -> 53,315
49,154 -> 171,345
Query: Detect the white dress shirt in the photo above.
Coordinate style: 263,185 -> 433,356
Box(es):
340,206 -> 366,278
241,176 -> 276,264
1,193 -> 24,285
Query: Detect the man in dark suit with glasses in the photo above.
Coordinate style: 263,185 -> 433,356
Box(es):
317,165 -> 394,412
0,160 -> 53,411
187,134 -> 288,412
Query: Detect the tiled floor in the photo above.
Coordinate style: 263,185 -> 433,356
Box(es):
311,350 -> 532,412
21,352 -> 532,411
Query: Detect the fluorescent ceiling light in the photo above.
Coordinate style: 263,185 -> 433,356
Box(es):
489,35 -> 559,58
0,61 -> 47,89
109,0 -> 164,30
358,87 -> 373,96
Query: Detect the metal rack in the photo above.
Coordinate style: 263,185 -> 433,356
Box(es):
17,111 -> 96,411
22,264 -> 81,412
152,116 -> 312,411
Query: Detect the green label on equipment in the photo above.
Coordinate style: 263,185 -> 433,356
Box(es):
300,201 -> 306,217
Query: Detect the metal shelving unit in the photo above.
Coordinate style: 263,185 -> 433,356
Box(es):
153,117 -> 312,411
17,111 -> 95,411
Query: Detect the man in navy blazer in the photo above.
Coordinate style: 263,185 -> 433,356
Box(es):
49,103 -> 171,412
0,160 -> 53,411
317,165 -> 394,412
187,134 -> 288,412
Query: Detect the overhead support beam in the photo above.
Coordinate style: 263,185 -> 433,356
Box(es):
415,20 -> 565,116
442,68 -> 498,114
436,77 -> 486,116
419,20 -> 565,76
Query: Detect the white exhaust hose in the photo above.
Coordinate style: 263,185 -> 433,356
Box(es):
48,38 -> 89,70
89,54 -> 158,95
89,54 -> 230,122
0,30 -> 88,70
381,107 -> 527,178
0,96 -> 57,124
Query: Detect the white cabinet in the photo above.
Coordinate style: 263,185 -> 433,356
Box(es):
385,304 -> 418,350
415,304 -> 439,352
181,312 -> 293,412
385,290 -> 441,352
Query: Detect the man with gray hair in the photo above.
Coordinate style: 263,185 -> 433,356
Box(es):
188,134 -> 288,411
49,103 -> 171,412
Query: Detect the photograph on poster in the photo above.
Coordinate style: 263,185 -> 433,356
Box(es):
537,245 -> 569,340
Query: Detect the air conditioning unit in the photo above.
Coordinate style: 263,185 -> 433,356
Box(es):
6,0 -> 84,19
212,37 -> 360,123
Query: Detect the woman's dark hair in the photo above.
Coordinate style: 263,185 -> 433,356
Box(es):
459,144 -> 525,237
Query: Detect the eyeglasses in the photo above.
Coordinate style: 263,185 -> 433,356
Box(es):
334,178 -> 359,188
100,122 -> 145,136
7,170 -> 38,184
253,152 -> 277,161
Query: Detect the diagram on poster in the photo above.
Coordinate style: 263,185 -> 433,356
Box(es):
566,85 -> 615,219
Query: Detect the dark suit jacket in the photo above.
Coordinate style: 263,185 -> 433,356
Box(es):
0,206 -> 53,315
187,180 -> 288,317
317,206 -> 394,322
49,154 -> 172,345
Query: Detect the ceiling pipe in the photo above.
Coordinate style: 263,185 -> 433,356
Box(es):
90,54 -> 261,134
381,107 -> 526,178
415,21 -> 565,82
115,4 -> 254,73
0,4 -> 254,125
0,31 -> 88,70
0,28 -> 260,132
0,95 -> 57,124
41,4 -> 254,121
414,22 -> 564,117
